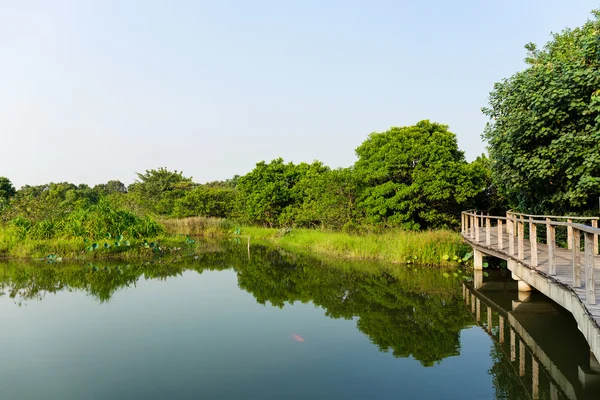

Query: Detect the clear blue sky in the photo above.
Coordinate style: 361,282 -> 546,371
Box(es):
1,0 -> 598,188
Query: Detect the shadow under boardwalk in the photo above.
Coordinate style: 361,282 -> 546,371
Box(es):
464,282 -> 600,400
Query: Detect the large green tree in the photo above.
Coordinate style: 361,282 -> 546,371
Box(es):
482,10 -> 600,214
354,120 -> 485,229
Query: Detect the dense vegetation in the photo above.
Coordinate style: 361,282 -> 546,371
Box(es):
0,121 -> 492,253
483,10 -> 600,215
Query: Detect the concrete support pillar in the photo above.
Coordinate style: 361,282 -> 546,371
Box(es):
518,291 -> 532,301
518,280 -> 533,292
508,259 -> 533,292
474,269 -> 483,289
473,248 -> 483,270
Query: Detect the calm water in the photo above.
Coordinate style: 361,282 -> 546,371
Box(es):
1,245 -> 599,399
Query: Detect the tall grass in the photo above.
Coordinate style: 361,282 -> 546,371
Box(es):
240,226 -> 469,266
161,216 -> 233,237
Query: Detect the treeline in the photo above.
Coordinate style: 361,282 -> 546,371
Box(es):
0,120 -> 500,239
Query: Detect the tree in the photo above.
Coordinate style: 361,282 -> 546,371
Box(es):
172,185 -> 237,218
482,10 -> 600,214
354,120 -> 485,229
283,168 -> 362,230
0,177 -> 16,207
94,180 -> 127,195
236,159 -> 328,227
128,168 -> 194,215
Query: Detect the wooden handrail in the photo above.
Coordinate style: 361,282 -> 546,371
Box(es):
507,210 -> 599,221
462,209 -> 598,305
461,211 -> 600,235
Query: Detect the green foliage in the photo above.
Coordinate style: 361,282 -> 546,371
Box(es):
354,120 -> 486,229
282,167 -> 363,230
0,177 -> 16,207
482,10 -> 600,214
93,180 -> 127,195
242,226 -> 469,265
172,185 -> 237,219
1,117 -> 493,234
236,158 -> 328,227
128,167 -> 194,215
6,197 -> 164,241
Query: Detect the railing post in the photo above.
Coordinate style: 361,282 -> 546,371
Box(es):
519,340 -> 525,377
498,219 -> 503,250
585,231 -> 596,305
573,227 -> 581,288
470,214 -> 475,239
532,356 -> 539,400
486,217 -> 491,246
518,216 -> 524,260
508,215 -> 515,255
592,219 -> 598,255
510,330 -> 516,362
475,214 -> 480,243
546,218 -> 556,276
529,217 -> 537,267
568,219 -> 573,249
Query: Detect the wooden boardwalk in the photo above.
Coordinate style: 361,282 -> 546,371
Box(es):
462,210 -> 600,362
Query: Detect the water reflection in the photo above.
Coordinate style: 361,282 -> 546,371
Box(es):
0,243 -> 470,367
464,279 -> 600,400
1,242 -> 599,399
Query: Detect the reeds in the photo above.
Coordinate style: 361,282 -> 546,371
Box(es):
240,226 -> 468,266
160,216 -> 233,237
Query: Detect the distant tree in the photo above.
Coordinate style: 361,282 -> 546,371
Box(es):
466,154 -> 508,215
482,10 -> 600,214
283,168 -> 362,230
354,120 -> 485,229
94,180 -> 127,195
172,185 -> 237,218
236,159 -> 328,227
128,168 -> 194,215
0,177 -> 16,206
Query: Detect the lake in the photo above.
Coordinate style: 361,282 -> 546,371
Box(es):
1,244 -> 599,399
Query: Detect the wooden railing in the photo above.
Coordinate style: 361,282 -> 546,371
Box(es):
461,210 -> 600,305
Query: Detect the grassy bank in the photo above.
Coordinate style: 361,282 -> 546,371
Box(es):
0,231 -> 201,261
1,214 -> 469,266
239,226 -> 469,267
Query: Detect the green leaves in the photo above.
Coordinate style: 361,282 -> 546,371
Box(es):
482,11 -> 600,214
353,121 -> 483,229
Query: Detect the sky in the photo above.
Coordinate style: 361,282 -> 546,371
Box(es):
1,0 -> 598,189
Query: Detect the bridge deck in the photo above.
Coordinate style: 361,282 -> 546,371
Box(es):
463,228 -> 600,327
